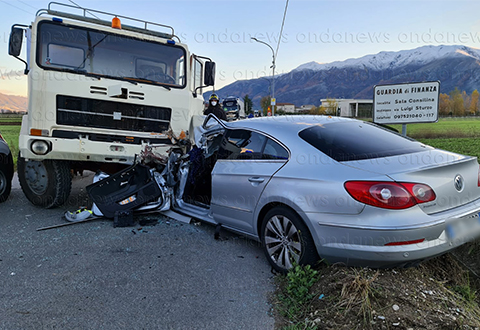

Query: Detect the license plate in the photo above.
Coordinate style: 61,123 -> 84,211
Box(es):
446,212 -> 480,240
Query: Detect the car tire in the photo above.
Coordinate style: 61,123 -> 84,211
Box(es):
0,163 -> 12,203
17,155 -> 72,208
261,206 -> 319,273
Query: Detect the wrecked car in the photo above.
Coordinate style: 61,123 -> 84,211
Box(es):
86,115 -> 480,273
0,131 -> 14,203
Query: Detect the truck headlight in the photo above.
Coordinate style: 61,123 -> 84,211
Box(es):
31,140 -> 50,155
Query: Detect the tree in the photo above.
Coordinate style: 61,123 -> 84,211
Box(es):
243,95 -> 253,115
438,93 -> 451,117
322,98 -> 338,115
309,106 -> 327,115
260,95 -> 271,116
450,88 -> 465,116
470,90 -> 479,115
462,91 -> 471,115
309,106 -> 319,115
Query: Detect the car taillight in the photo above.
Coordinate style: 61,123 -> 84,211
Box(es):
478,165 -> 480,187
400,183 -> 436,203
344,181 -> 436,210
0,133 -> 5,142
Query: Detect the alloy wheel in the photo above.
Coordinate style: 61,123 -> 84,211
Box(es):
264,215 -> 302,270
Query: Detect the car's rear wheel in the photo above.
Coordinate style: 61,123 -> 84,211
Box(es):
17,155 -> 72,208
261,206 -> 319,273
0,164 -> 11,203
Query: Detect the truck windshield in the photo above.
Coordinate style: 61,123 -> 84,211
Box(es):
223,100 -> 238,110
36,21 -> 186,88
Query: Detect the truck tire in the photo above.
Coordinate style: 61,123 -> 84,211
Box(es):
18,155 -> 72,208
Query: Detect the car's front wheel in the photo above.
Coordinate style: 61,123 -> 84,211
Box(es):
0,163 -> 12,203
261,206 -> 319,273
17,156 -> 72,208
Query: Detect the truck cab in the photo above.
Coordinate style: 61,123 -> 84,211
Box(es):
8,2 -> 216,208
222,96 -> 245,121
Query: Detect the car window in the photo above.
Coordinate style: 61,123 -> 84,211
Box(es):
218,129 -> 267,160
299,121 -> 430,162
263,139 -> 289,160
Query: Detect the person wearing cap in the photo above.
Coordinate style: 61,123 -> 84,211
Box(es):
204,94 -> 227,120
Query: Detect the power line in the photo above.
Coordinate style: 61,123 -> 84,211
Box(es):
275,0 -> 289,61
67,0 -> 100,19
0,0 -> 34,15
16,0 -> 37,10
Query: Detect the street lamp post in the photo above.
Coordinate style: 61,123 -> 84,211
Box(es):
251,37 -> 275,116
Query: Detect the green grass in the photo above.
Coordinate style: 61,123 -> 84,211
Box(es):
390,117 -> 480,139
0,114 -> 23,123
0,118 -> 22,123
418,138 -> 480,160
0,125 -> 20,168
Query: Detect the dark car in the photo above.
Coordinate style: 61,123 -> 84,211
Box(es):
0,132 -> 14,203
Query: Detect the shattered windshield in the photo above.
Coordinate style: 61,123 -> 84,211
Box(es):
36,21 -> 186,88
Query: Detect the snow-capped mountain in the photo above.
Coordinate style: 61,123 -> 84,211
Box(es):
215,45 -> 480,106
293,45 -> 480,72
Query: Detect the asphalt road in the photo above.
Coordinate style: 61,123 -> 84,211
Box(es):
0,173 -> 275,329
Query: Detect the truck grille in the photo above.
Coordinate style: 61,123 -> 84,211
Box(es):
56,95 -> 171,132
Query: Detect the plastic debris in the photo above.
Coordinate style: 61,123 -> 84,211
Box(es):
65,208 -> 93,222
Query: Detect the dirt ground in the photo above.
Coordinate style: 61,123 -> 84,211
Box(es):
274,241 -> 480,330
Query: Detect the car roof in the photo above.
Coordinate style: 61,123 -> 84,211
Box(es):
225,115 -> 359,137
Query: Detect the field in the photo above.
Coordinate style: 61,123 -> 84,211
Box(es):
389,117 -> 480,160
391,117 -> 480,139
0,124 -> 20,167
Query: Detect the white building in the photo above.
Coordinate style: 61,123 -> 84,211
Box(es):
295,105 -> 316,113
276,103 -> 295,113
320,99 -> 373,117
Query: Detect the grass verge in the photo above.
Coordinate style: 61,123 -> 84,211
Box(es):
273,255 -> 480,329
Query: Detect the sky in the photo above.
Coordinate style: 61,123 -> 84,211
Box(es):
1,0 -> 480,97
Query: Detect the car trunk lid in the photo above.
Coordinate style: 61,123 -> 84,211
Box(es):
343,149 -> 480,214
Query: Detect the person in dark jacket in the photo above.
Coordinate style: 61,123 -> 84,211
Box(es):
204,94 -> 227,120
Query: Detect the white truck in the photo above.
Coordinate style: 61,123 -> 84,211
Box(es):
222,96 -> 245,121
8,2 -> 216,208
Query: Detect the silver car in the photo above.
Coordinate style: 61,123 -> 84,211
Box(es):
167,114 -> 480,272
89,114 -> 480,273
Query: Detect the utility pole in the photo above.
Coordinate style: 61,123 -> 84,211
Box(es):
251,37 -> 275,116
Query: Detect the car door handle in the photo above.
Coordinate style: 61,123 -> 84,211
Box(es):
248,177 -> 265,183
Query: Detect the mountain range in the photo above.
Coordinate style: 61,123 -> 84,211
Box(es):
214,45 -> 480,106
0,92 -> 27,113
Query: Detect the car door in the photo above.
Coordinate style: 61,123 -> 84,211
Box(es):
211,128 -> 289,234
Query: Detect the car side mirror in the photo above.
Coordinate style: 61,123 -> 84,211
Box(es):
9,27 -> 24,57
204,61 -> 216,86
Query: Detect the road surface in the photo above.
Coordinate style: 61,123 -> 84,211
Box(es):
0,173 -> 275,329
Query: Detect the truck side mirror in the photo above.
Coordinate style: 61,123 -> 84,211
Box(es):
9,27 -> 24,57
204,61 -> 216,86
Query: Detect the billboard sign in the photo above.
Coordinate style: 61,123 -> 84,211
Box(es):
373,81 -> 440,124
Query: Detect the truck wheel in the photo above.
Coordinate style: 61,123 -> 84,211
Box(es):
17,156 -> 72,208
